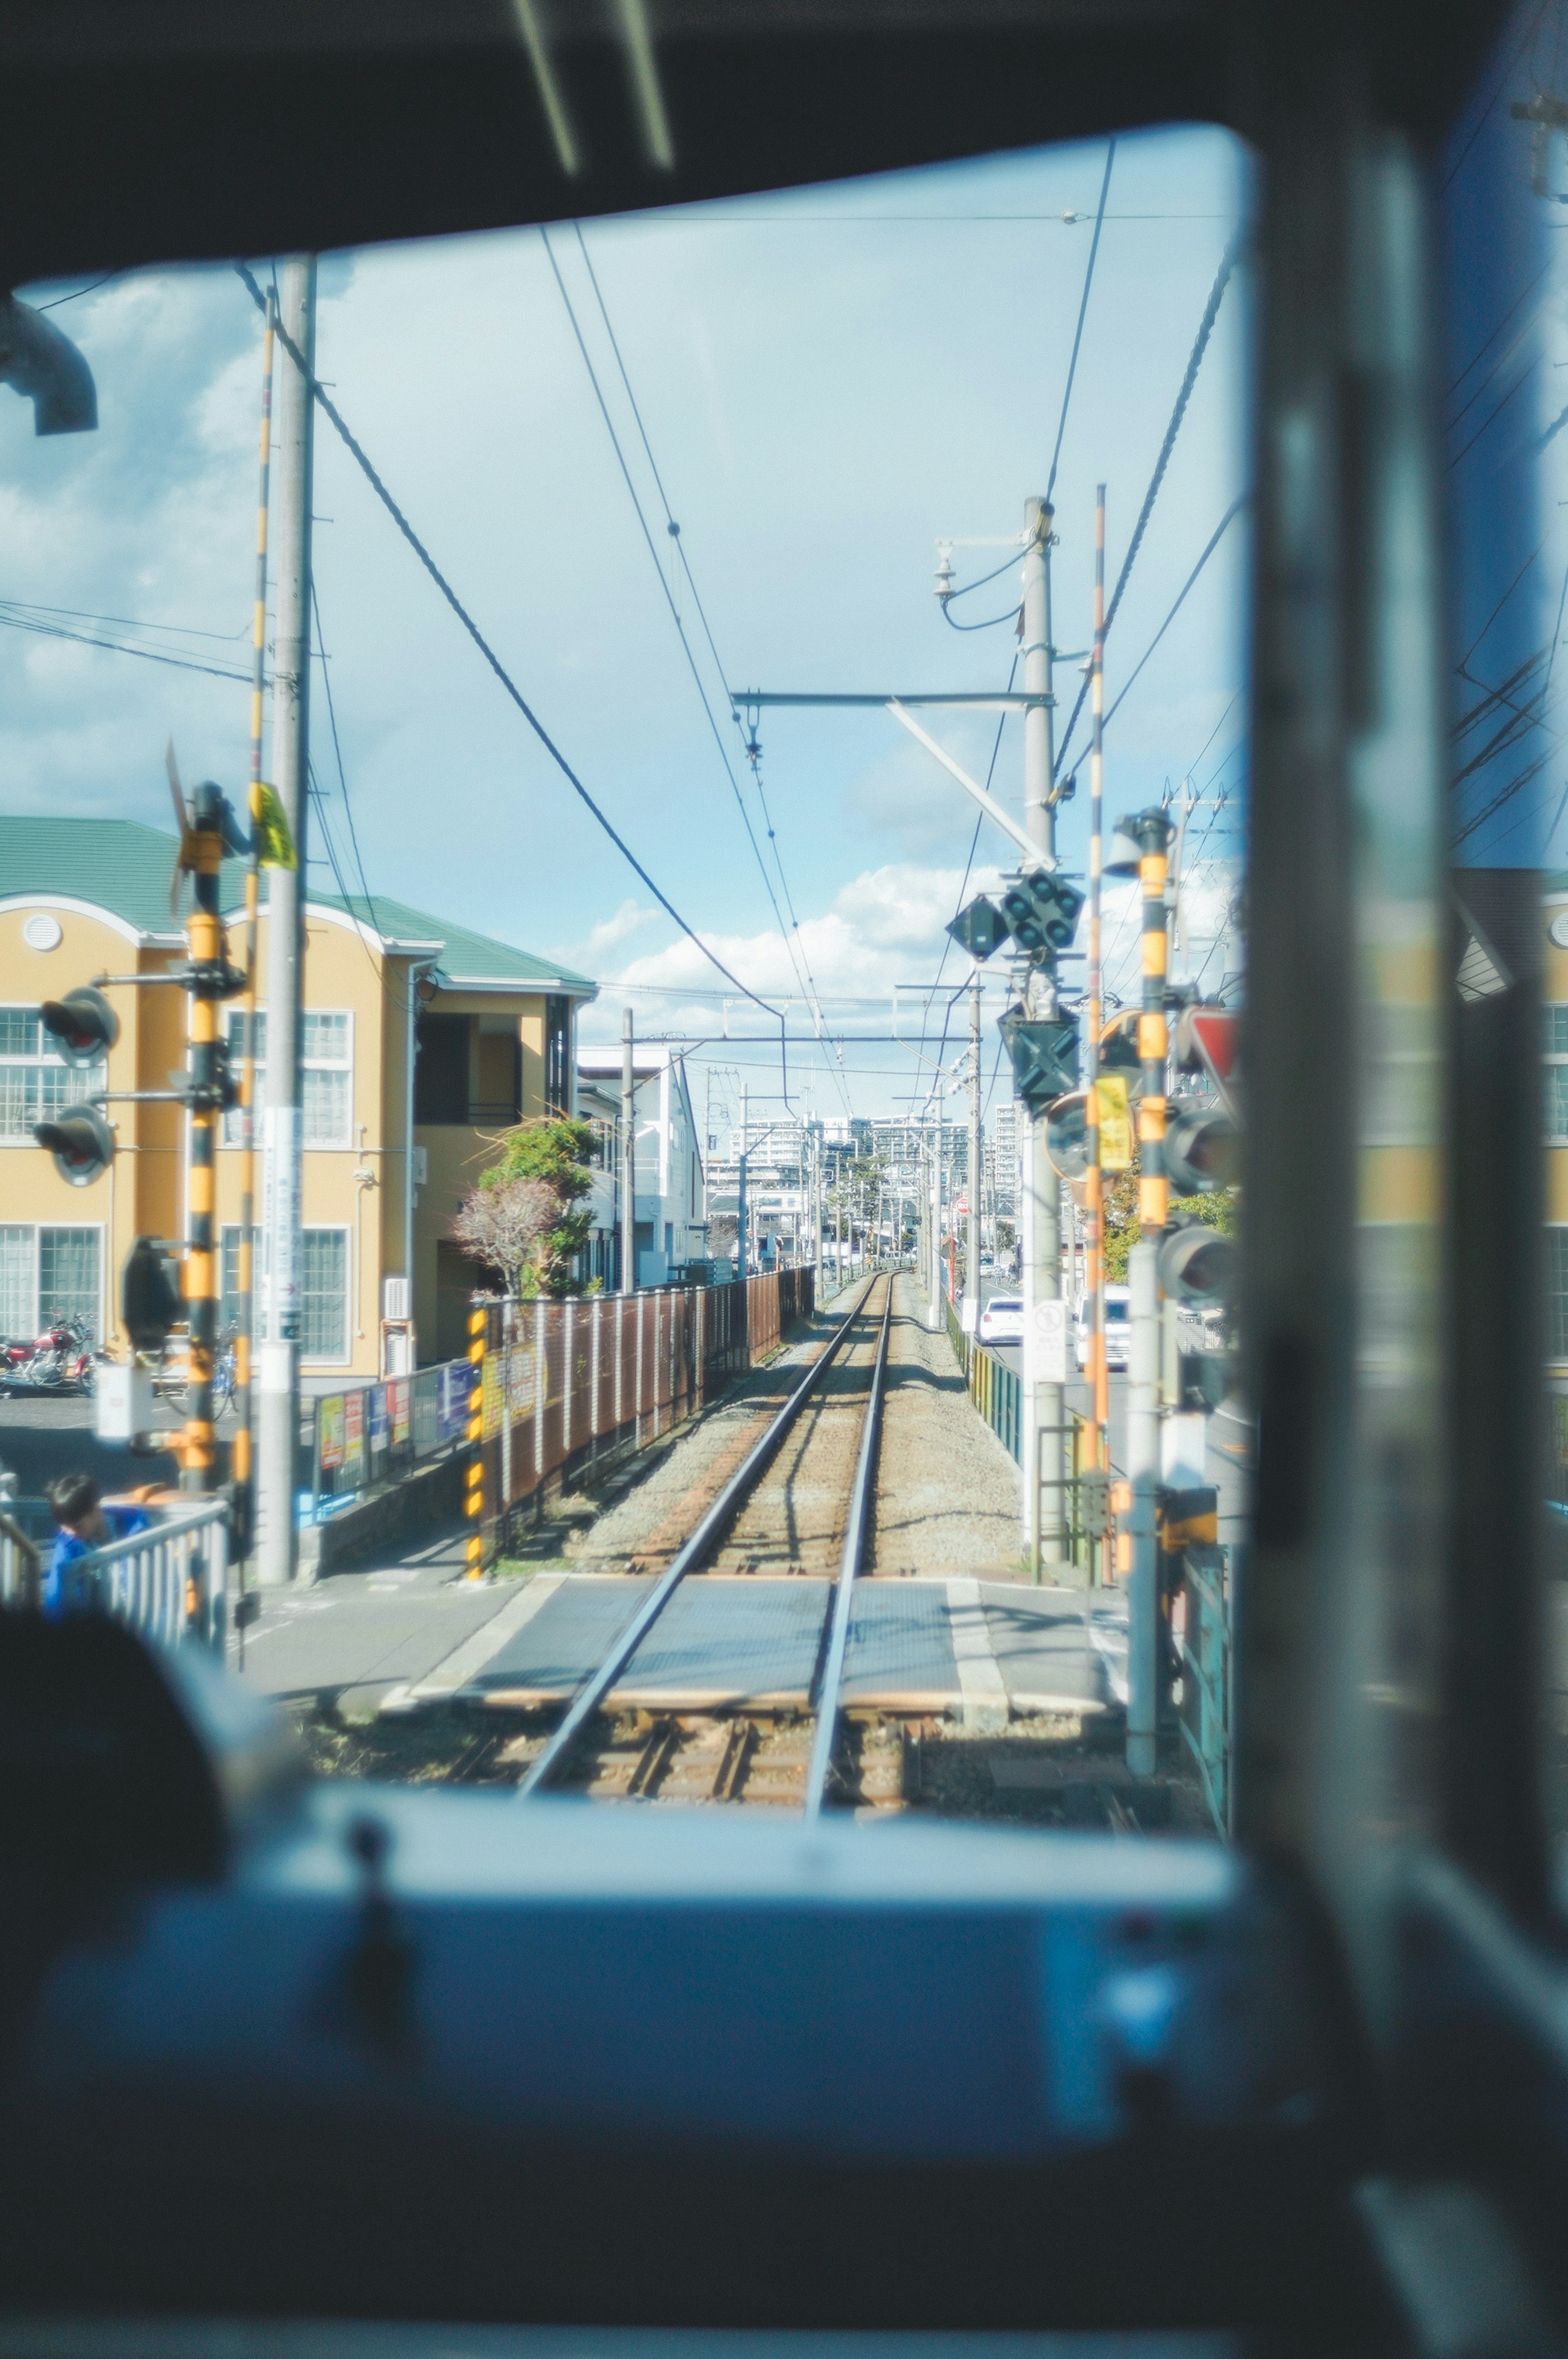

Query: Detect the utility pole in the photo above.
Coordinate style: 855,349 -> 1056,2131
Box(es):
256,254 -> 316,1588
620,1007 -> 635,1295
1021,494 -> 1065,1574
965,978 -> 981,1337
737,1082 -> 748,1277
1126,802 -> 1176,1782
233,285 -> 274,1544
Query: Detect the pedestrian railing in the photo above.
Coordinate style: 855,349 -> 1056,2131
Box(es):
95,1498 -> 231,1653
0,1503 -> 44,1610
1175,1541 -> 1231,1835
0,1495 -> 231,1655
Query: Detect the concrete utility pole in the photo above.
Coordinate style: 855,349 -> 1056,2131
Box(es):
737,1083 -> 748,1276
619,1008 -> 635,1295
1020,494 -> 1065,1573
1126,1237 -> 1160,1777
965,978 -> 982,1338
256,254 -> 316,1588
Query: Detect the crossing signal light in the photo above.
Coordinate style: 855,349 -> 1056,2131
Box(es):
1157,1223 -> 1238,1305
1000,871 -> 1085,959
39,985 -> 118,1068
999,1009 -> 1078,1110
946,894 -> 1011,962
122,1235 -> 183,1351
33,1103 -> 114,1187
1107,805 -> 1176,875
1165,1104 -> 1239,1195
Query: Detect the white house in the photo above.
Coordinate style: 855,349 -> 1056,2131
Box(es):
576,1044 -> 706,1289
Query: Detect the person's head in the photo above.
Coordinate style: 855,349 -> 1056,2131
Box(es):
47,1471 -> 107,1541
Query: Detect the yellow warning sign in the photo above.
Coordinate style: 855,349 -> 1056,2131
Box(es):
1095,1075 -> 1134,1172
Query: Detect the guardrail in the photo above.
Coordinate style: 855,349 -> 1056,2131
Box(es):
946,1294 -> 1104,1578
1176,1541 -> 1232,1835
0,1494 -> 230,1654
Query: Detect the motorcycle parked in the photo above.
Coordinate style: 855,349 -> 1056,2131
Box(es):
1,1312 -> 99,1394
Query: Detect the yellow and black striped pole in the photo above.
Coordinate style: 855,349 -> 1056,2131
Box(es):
466,1304 -> 487,1576
234,285 -> 275,1537
1136,811 -> 1176,1239
182,787 -> 231,1499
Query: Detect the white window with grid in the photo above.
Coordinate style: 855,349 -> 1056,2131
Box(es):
0,1224 -> 102,1342
1551,1228 -> 1568,1362
299,1228 -> 350,1362
0,1007 -> 105,1144
1547,1006 -> 1568,1142
223,1008 -> 352,1148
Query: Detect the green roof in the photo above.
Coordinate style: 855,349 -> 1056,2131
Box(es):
0,815 -> 594,993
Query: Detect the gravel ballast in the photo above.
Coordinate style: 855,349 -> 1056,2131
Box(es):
522,1271 -> 1022,1581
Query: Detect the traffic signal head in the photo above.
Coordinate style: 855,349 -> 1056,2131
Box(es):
40,985 -> 118,1068
122,1235 -> 183,1351
999,870 -> 1085,960
999,1009 -> 1079,1110
1157,1222 -> 1238,1305
33,1103 -> 114,1186
946,895 -> 1011,962
1165,1103 -> 1239,1194
1107,805 -> 1176,875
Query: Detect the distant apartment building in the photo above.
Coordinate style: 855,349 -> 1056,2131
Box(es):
0,817 -> 595,1373
577,1043 -> 705,1289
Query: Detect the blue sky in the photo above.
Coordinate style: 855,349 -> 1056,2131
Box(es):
3,124 -> 1250,1129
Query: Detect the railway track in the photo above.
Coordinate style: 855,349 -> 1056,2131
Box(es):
511,1272 -> 895,1813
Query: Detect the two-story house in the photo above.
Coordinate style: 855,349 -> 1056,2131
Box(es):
0,817 -> 595,1376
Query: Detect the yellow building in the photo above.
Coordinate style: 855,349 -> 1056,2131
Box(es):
0,818 -> 595,1375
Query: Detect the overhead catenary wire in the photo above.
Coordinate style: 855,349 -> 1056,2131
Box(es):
560,223 -> 848,1118
231,261 -> 785,1065
310,576 -> 381,937
1046,138 -> 1116,504
1099,493 -> 1249,733
1054,226 -> 1245,781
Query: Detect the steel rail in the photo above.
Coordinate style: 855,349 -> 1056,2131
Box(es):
516,1272 -> 884,1798
803,1275 -> 893,1819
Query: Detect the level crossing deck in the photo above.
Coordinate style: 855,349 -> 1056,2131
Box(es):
429,1570 -> 1128,1721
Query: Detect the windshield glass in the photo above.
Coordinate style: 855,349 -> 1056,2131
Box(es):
2,122 -> 1248,1838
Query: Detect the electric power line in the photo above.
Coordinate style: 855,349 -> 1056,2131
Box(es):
557,222 -> 851,1117
1046,138 -> 1116,503
233,260 -> 789,1090
1054,226 -> 1245,779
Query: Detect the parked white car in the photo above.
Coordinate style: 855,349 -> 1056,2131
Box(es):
977,1293 -> 1025,1345
1075,1284 -> 1131,1369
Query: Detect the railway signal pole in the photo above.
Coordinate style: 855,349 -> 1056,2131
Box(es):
257,254 -> 317,1588
1019,496 -> 1067,1575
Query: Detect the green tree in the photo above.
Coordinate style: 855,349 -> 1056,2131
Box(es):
1100,1148 -> 1238,1282
466,1115 -> 597,1299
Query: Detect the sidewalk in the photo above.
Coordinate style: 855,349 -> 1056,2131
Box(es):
229,1520 -> 519,1721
